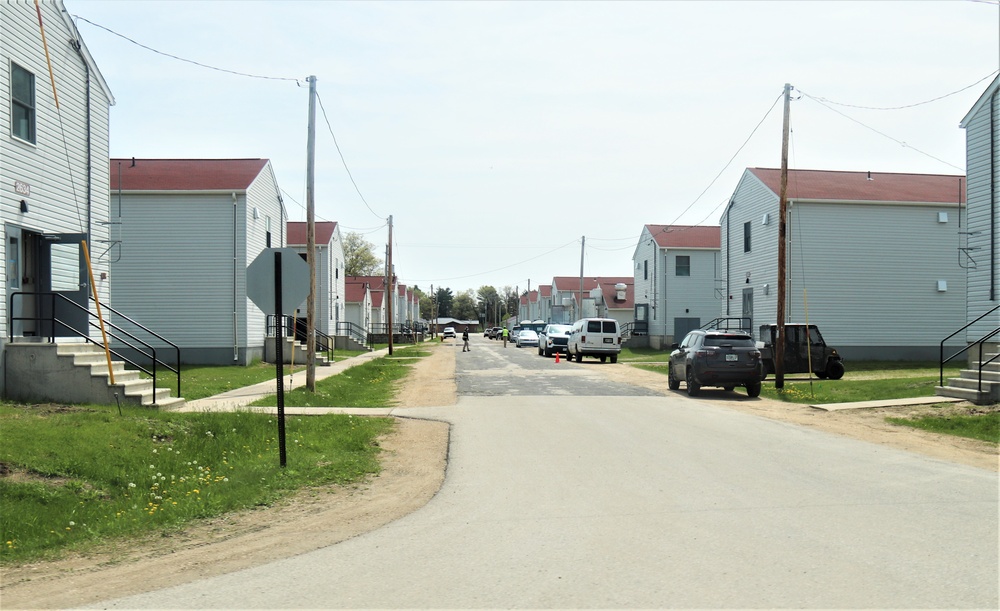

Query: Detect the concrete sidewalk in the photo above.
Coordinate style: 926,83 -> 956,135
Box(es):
174,346 -> 402,414
811,396 -> 964,411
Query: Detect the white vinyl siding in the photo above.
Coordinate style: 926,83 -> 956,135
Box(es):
784,202 -> 966,348
245,167 -> 285,350
962,87 -> 1000,342
111,195 -> 236,346
723,168 -> 967,358
1,0 -> 113,343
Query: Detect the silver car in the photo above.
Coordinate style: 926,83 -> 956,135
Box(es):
514,329 -> 539,348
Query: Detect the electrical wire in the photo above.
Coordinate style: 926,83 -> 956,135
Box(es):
799,92 -> 965,171
72,15 -> 302,83
798,71 -> 998,111
408,238 -> 581,283
315,88 -> 385,221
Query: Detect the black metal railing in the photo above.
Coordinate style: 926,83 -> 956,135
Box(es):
266,315 -> 337,356
335,321 -> 369,347
702,317 -> 752,333
9,291 -> 181,398
939,304 -> 1000,393
621,321 -> 648,337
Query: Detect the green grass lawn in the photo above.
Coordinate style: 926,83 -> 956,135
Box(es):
0,404 -> 393,563
1,346 -> 432,563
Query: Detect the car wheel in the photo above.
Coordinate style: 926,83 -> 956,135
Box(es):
827,360 -> 846,380
815,371 -> 829,379
668,366 -> 681,390
600,356 -> 607,363
746,380 -> 762,397
686,369 -> 701,396
759,363 -> 768,381
610,355 -> 617,364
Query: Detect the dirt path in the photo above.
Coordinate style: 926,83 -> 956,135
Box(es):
2,343 -> 995,608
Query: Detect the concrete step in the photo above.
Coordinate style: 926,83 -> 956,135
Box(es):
943,376 -> 1000,392
935,386 -> 991,404
957,369 -> 1000,383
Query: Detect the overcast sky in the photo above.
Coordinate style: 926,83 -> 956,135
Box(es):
69,0 -> 999,296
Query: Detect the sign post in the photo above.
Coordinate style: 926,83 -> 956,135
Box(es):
247,248 -> 311,468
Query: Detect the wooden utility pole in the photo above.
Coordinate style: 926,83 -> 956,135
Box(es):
305,75 -> 317,391
387,215 -> 394,355
775,83 -> 791,390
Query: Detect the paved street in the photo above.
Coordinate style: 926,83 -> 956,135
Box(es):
96,336 -> 999,608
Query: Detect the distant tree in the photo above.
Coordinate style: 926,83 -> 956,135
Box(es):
451,290 -> 478,321
420,294 -> 434,320
476,285 -> 499,325
435,287 -> 454,318
501,285 -> 519,320
343,232 -> 383,276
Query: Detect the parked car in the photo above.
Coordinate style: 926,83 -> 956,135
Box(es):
668,329 -> 762,397
538,323 -> 572,357
566,318 -> 621,363
757,323 -> 844,380
442,326 -> 456,339
515,329 -> 539,348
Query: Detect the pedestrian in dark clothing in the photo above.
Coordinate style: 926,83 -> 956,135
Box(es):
462,328 -> 470,352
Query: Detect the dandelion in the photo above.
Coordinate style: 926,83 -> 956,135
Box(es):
68,521 -> 75,526
152,449 -> 158,454
206,431 -> 214,438
128,482 -> 136,488
149,465 -> 155,469
223,477 -> 229,482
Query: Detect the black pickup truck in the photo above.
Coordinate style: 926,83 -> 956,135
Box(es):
757,324 -> 845,380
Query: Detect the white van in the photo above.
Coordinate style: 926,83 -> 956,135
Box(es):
566,318 -> 622,363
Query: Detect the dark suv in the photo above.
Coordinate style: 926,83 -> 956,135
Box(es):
668,329 -> 762,397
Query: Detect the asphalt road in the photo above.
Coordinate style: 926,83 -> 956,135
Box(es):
95,336 -> 999,609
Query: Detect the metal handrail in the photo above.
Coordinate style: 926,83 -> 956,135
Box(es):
939,304 -> 1000,391
266,315 -> 338,355
9,291 -> 181,397
702,317 -> 752,333
335,321 -> 369,347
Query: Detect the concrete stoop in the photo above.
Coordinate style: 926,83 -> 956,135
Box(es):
4,342 -> 185,409
935,355 -> 1000,405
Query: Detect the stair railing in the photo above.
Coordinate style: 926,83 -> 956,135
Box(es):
9,292 -> 181,398
939,304 -> 1000,392
267,315 -> 339,358
335,321 -> 369,347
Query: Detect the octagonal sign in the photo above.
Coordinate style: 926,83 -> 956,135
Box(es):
246,248 -> 311,316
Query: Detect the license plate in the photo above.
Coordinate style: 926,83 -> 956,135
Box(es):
725,354 -> 739,361
603,337 -> 613,343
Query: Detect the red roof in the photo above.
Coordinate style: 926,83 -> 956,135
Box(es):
344,282 -> 369,303
598,279 -> 634,310
539,285 -> 552,298
748,168 -> 964,204
110,159 -> 269,191
287,222 -> 338,246
553,276 -> 632,292
527,290 -> 538,303
644,225 -> 720,249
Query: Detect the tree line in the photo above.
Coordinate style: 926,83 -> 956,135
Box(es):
344,231 -> 523,325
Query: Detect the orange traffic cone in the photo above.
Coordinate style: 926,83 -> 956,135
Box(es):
555,351 -> 560,363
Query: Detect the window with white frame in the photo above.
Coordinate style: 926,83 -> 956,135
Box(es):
676,255 -> 690,276
11,62 -> 36,144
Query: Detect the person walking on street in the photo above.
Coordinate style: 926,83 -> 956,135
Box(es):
502,326 -> 509,347
462,328 -> 470,352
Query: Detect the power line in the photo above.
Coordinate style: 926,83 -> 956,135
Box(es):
798,71 -> 999,111
408,238 -> 581,283
799,92 -> 965,171
72,15 -> 302,83
315,88 -> 385,221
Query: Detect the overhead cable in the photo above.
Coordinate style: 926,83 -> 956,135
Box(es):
798,71 -> 999,111
72,15 -> 302,83
315,88 -> 385,221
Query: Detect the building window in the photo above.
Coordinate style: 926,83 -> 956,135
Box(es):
643,260 -> 648,280
11,63 -> 36,144
676,255 -> 690,276
743,221 -> 751,253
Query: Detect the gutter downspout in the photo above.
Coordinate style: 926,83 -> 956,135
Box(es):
725,200 -> 733,316
233,192 -> 239,362
991,91 -> 997,302
71,40 -> 92,246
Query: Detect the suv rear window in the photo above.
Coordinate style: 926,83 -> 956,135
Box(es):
704,335 -> 754,347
